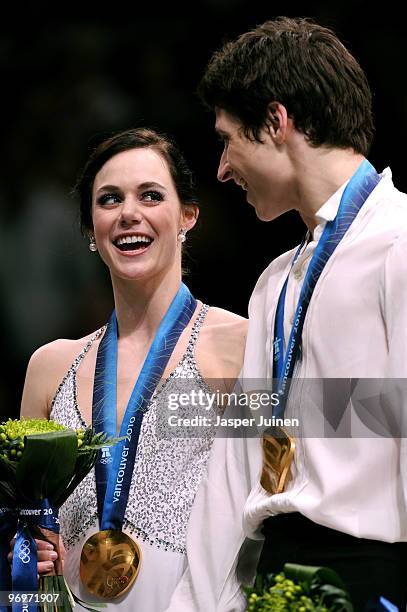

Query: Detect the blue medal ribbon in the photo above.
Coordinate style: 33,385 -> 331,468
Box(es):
11,499 -> 59,612
93,282 -> 197,530
273,159 -> 381,418
0,507 -> 17,612
12,523 -> 37,612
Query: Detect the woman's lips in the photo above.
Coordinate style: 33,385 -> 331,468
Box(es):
113,241 -> 152,256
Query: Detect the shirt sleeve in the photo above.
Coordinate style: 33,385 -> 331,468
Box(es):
166,268 -> 271,611
165,432 -> 263,611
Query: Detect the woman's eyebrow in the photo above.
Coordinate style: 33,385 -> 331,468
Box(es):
96,181 -> 167,193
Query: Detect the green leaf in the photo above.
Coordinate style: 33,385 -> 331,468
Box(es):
315,583 -> 354,611
78,432 -> 125,453
0,481 -> 16,506
318,585 -> 349,598
0,455 -> 18,505
55,449 -> 98,506
16,430 -> 78,504
55,429 -> 124,506
331,597 -> 354,611
284,563 -> 348,590
255,573 -> 264,592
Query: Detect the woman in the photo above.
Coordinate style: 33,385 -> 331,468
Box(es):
18,128 -> 247,610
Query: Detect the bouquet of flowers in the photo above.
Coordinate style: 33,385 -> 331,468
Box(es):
0,418 -> 119,612
244,564 -> 354,611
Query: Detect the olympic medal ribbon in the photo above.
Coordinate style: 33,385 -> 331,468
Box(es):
273,159 -> 381,418
0,507 -> 17,612
93,282 -> 197,530
11,499 -> 60,612
261,160 -> 382,495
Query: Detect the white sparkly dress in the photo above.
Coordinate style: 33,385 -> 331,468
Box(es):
50,304 -> 216,612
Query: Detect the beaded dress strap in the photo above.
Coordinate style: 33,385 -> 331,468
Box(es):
49,326 -> 106,417
71,326 -> 106,372
185,304 -> 210,357
72,304 -> 208,370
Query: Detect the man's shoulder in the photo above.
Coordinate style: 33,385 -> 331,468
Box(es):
366,176 -> 407,246
375,169 -> 407,218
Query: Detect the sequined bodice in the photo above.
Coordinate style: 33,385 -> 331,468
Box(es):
50,304 -> 214,554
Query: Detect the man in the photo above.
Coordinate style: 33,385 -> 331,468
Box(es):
167,17 -> 407,611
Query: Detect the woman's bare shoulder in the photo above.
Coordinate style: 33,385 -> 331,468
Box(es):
28,330 -> 100,372
201,306 -> 248,350
196,306 -> 248,381
203,306 -> 248,333
21,329 -> 102,419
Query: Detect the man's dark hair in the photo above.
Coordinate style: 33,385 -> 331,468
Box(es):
198,17 -> 374,155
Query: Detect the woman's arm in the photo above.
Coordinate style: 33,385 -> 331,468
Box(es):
20,344 -> 54,419
20,338 -> 82,419
14,340 -> 73,571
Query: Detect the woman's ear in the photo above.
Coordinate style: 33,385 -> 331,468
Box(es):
181,204 -> 199,232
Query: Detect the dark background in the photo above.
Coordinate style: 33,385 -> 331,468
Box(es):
1,3 -> 406,418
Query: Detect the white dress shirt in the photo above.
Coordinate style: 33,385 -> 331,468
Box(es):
282,181 -> 347,345
166,167 -> 407,611
243,167 -> 407,543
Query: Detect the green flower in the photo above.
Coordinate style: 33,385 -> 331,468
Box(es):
243,565 -> 353,611
0,419 -> 67,461
0,418 -> 116,465
0,418 -> 120,506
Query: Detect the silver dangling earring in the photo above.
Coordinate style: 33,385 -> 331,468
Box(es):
89,236 -> 98,252
178,228 -> 187,243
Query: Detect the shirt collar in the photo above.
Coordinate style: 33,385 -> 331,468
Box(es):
312,179 -> 349,241
309,165 -> 391,242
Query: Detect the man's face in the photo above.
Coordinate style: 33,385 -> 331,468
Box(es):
215,108 -> 294,222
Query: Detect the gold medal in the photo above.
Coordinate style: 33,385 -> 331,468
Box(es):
260,426 -> 295,494
80,530 -> 141,599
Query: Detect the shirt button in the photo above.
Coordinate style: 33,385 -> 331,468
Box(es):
293,268 -> 303,280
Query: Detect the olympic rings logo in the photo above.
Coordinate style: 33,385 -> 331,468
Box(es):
100,447 -> 113,465
18,539 -> 31,564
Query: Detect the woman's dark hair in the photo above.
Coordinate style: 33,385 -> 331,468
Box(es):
76,127 -> 199,234
198,17 -> 374,155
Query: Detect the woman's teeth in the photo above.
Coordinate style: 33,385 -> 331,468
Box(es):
115,235 -> 153,251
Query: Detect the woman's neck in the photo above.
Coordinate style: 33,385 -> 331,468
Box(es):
110,271 -> 183,342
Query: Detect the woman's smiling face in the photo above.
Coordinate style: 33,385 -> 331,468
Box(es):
91,147 -> 193,283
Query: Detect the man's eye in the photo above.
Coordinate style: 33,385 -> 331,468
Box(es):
97,193 -> 121,205
142,191 -> 163,202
